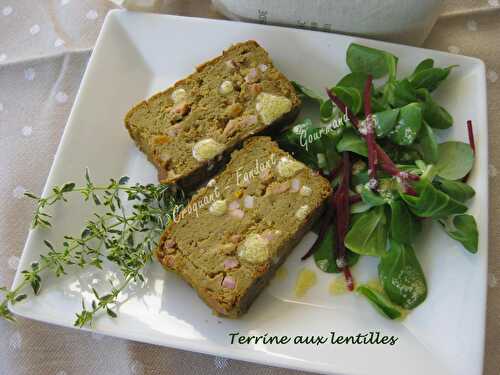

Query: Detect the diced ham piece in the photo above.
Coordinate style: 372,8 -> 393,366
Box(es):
165,255 -> 175,267
269,181 -> 290,194
229,200 -> 241,210
224,258 -> 240,270
222,276 -> 236,289
164,239 -> 176,248
223,115 -> 258,137
229,208 -> 245,219
245,68 -> 259,83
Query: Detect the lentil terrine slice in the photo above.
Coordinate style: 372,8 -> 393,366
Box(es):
156,136 -> 332,317
125,41 -> 301,190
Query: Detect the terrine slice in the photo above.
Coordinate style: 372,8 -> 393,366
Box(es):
156,136 -> 332,317
125,41 -> 301,190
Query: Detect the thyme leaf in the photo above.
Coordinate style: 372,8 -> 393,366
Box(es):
0,170 -> 185,326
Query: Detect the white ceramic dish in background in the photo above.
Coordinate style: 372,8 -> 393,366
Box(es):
11,10 -> 488,375
212,0 -> 444,45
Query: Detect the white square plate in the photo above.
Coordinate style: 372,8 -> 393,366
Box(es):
11,10 -> 489,375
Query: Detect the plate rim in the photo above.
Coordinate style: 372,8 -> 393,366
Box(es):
10,9 -> 489,375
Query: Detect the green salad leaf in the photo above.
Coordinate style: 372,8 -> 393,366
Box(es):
371,94 -> 388,113
336,128 -> 368,157
388,103 -> 422,146
313,226 -> 360,273
352,170 -> 369,189
384,79 -> 418,108
320,99 -> 335,122
378,240 -> 428,309
389,200 -> 422,245
439,214 -> 479,253
357,284 -> 403,320
350,201 -> 373,214
433,177 -> 475,203
419,89 -> 453,129
409,65 -> 456,92
337,72 -> 371,93
417,121 -> 439,164
411,58 -> 434,77
278,122 -> 318,167
401,182 -> 467,219
359,185 -> 387,207
330,86 -> 362,114
278,119 -> 341,171
374,108 -> 400,138
345,206 -> 388,256
435,141 -> 475,180
346,43 -> 398,79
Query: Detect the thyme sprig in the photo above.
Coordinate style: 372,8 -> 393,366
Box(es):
0,169 -> 184,326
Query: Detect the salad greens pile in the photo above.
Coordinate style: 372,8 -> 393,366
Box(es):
280,43 -> 478,319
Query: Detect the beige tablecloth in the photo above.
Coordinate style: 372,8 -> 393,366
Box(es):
0,1 -> 498,374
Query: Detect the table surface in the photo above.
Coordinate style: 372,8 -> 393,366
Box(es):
0,0 -> 498,374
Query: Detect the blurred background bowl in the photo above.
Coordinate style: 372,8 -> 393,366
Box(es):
211,0 -> 444,45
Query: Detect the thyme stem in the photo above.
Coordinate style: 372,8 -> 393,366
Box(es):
0,171 -> 184,326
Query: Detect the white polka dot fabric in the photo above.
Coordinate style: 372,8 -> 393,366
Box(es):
0,1 -> 499,375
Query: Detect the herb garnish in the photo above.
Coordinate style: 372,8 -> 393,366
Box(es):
0,170 -> 184,326
280,43 -> 478,319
